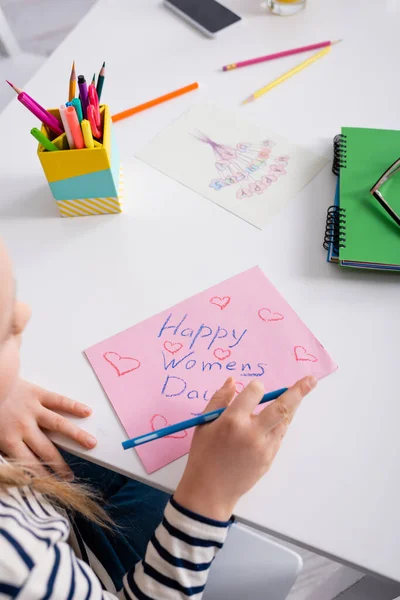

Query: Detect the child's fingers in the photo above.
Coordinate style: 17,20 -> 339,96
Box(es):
258,376 -> 316,432
203,377 -> 236,412
24,430 -> 75,481
269,421 -> 288,444
225,379 -> 265,417
40,389 -> 92,418
265,423 -> 287,464
38,408 -> 97,449
6,440 -> 51,478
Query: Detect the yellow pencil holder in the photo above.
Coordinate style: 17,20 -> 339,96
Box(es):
37,104 -> 123,217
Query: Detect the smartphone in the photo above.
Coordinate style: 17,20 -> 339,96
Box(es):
164,0 -> 241,38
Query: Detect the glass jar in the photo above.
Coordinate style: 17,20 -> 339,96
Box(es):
265,0 -> 306,16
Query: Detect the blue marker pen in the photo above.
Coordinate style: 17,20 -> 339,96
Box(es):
122,387 -> 288,450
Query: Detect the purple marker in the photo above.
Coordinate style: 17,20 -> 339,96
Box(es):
78,75 -> 89,118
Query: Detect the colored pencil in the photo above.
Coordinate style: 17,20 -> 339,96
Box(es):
6,80 -> 22,95
223,39 -> 341,71
69,60 -> 76,101
91,72 -> 96,86
112,82 -> 199,123
6,80 -> 63,133
18,92 -> 63,136
242,46 -> 331,104
96,61 -> 105,101
122,387 -> 288,450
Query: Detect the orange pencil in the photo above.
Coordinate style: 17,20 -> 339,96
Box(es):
112,82 -> 199,123
66,105 -> 84,149
69,60 -> 76,102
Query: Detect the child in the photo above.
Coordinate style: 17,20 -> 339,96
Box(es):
0,236 -> 316,598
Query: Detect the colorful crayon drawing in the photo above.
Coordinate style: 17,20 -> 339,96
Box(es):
193,132 -> 290,200
137,105 -> 328,229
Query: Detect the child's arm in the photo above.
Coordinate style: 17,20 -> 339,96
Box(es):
4,497 -> 230,600
1,377 -> 314,599
121,497 -> 232,598
123,376 -> 315,598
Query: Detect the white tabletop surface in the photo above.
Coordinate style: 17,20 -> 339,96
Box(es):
1,0 -> 400,582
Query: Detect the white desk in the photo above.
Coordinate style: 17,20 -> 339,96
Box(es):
1,0 -> 399,584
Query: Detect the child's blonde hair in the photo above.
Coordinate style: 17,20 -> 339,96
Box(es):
0,461 -> 112,527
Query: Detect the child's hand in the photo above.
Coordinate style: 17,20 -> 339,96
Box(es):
0,379 -> 97,481
174,376 -> 316,521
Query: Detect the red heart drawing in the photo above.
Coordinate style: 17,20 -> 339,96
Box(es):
235,381 -> 244,394
294,346 -> 318,363
210,296 -> 231,310
163,341 -> 183,355
213,348 -> 231,361
150,414 -> 188,440
258,308 -> 284,322
103,352 -> 141,376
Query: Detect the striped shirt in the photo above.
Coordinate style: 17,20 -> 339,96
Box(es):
0,462 -> 231,599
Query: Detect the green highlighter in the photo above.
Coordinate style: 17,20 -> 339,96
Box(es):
30,127 -> 59,152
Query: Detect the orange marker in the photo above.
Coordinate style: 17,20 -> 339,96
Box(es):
112,82 -> 199,123
66,105 -> 84,149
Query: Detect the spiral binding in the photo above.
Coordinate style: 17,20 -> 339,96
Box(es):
323,205 -> 347,252
332,134 -> 347,175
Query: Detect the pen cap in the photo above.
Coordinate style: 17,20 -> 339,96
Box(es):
71,97 -> 83,123
35,104 -> 123,218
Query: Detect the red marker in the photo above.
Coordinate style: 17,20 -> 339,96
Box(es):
87,104 -> 102,139
88,84 -> 100,127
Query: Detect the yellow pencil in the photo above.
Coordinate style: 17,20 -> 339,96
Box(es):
242,46 -> 331,104
69,60 -> 76,102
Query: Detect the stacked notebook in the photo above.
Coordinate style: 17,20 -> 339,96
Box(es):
324,127 -> 400,271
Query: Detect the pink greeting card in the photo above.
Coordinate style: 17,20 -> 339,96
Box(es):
85,267 -> 337,473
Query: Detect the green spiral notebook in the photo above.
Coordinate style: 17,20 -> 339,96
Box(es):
327,127 -> 400,271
